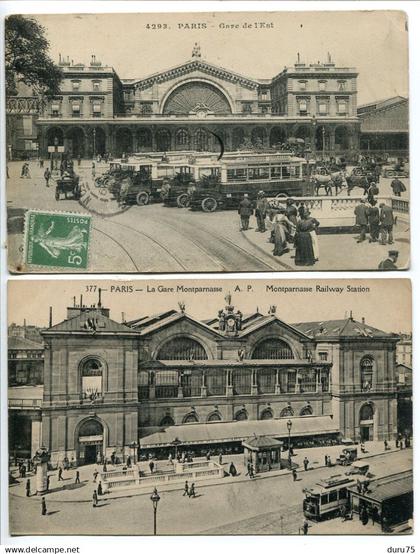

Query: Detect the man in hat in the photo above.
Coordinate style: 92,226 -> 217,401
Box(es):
379,203 -> 395,245
238,194 -> 253,231
255,191 -> 268,232
378,250 -> 399,270
354,198 -> 369,243
367,200 -> 380,243
391,177 -> 406,197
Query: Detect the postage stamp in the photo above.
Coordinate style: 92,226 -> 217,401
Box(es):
24,210 -> 91,269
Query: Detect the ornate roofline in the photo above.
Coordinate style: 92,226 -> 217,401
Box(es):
131,59 -> 259,91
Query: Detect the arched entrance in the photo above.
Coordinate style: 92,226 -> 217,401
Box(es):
115,128 -> 133,156
270,127 -> 286,148
90,127 -> 106,157
335,126 -> 350,151
359,403 -> 375,442
137,128 -> 153,151
156,129 -> 171,152
194,128 -> 211,151
77,418 -> 104,465
46,127 -> 64,146
65,127 -> 85,158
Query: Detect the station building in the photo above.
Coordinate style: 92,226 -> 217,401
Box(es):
14,47 -> 360,160
8,294 -> 401,465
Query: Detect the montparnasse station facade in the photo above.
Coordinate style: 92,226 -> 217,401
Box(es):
9,293 -> 400,465
31,46 -> 360,159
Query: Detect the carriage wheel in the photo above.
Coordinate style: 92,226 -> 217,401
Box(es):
275,192 -> 288,198
136,191 -> 149,206
385,170 -> 395,178
177,193 -> 190,208
201,197 -> 217,212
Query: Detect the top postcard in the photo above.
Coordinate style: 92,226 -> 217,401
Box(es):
5,11 -> 409,273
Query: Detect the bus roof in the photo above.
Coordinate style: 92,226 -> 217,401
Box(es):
305,475 -> 355,495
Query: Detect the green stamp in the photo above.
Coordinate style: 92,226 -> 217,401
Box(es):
24,210 -> 91,269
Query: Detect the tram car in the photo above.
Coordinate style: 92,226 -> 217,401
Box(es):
189,152 -> 305,212
303,475 -> 356,521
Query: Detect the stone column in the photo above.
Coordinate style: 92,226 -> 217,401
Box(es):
275,369 -> 281,394
34,448 -> 50,495
226,369 -> 233,396
31,419 -> 42,458
251,369 -> 258,395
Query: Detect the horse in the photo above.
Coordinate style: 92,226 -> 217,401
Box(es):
311,171 -> 346,196
346,174 -> 369,196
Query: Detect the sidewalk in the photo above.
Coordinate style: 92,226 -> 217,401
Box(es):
9,441 -> 406,504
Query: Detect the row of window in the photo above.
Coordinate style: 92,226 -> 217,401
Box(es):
297,99 -> 348,116
51,102 -> 103,118
297,80 -> 348,92
70,80 -> 103,92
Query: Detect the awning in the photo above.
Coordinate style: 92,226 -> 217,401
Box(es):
140,415 -> 338,449
349,470 -> 412,503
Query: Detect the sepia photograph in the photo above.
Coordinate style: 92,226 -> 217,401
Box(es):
5,11 -> 409,273
7,278 -> 412,535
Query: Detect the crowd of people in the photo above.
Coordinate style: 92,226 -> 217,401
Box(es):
238,191 -> 320,266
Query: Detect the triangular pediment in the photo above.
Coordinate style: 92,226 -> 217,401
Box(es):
132,59 -> 259,91
137,311 -> 222,339
240,315 -> 312,341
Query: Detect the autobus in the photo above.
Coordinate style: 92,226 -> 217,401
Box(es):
189,152 -> 306,212
303,474 -> 356,521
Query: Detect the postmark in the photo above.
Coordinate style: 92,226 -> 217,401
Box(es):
24,210 -> 91,269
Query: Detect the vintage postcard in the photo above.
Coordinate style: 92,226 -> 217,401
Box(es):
8,278 -> 412,535
5,11 -> 409,273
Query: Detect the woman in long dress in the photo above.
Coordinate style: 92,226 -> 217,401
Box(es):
267,208 -> 295,257
294,210 -> 320,266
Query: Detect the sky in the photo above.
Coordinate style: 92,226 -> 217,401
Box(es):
31,10 -> 409,105
8,278 -> 412,334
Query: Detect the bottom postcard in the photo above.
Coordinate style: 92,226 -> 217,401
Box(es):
7,278 -> 412,535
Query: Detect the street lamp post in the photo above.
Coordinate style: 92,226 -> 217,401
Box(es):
311,115 -> 317,160
150,487 -> 160,535
321,126 -> 326,160
93,128 -> 96,160
287,419 -> 293,468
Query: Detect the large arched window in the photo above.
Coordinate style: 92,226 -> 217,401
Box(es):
252,338 -> 294,360
78,418 -> 103,437
257,368 -> 276,394
360,357 -> 374,392
157,337 -> 208,361
176,129 -> 190,147
207,369 -> 226,396
81,358 -> 103,400
280,406 -> 294,418
232,368 -> 252,395
163,82 -> 232,115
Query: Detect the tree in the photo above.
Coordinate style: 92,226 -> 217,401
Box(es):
5,15 -> 62,97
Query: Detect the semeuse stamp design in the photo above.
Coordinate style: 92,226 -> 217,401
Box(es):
24,210 -> 91,269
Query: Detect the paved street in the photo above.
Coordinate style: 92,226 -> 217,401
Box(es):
7,160 -> 409,273
8,445 -> 412,536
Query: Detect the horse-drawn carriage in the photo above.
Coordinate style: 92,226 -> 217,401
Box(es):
382,162 -> 409,178
55,172 -> 81,201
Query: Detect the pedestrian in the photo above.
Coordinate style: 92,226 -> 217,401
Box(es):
391,177 -> 406,197
404,436 -> 409,448
127,455 -> 131,468
354,198 -> 369,243
168,453 -> 173,465
97,482 -> 103,496
229,462 -> 237,477
285,198 -> 298,226
206,451 -> 211,461
384,439 -> 388,451
183,480 -> 189,496
367,181 -> 379,205
268,208 -> 294,257
238,194 -> 253,231
20,163 -> 26,178
92,162 -> 96,178
218,452 -> 223,465
103,462 -> 107,473
92,490 -> 98,508
378,250 -> 399,270
292,469 -> 297,481
75,470 -> 80,484
26,479 -> 31,497
302,520 -> 309,535
189,483 -> 196,498
295,210 -> 320,266
379,203 -> 395,245
149,460 -> 154,474
324,454 -> 328,467
21,465 -> 26,478
255,191 -> 268,232
41,497 -> 47,516
340,504 -> 347,522
93,469 -> 98,482
367,201 -> 380,242
297,201 -> 306,220
395,437 -> 399,449
40,158 -> 44,168
400,440 -> 403,450
303,457 -> 309,471
58,467 -> 64,481
44,168 -> 51,187
249,464 -> 255,479
327,455 -> 332,467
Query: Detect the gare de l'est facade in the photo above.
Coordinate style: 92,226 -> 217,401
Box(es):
10,293 -> 400,465
34,48 -> 362,160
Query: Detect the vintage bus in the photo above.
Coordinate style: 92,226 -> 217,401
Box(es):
189,152 -> 306,212
303,475 -> 356,521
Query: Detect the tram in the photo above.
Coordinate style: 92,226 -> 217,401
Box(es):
303,475 -> 356,521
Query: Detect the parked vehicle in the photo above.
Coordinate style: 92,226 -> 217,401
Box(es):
55,172 -> 81,201
336,446 -> 358,466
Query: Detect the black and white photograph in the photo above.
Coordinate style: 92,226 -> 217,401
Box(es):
5,11 -> 409,273
7,279 -> 412,535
